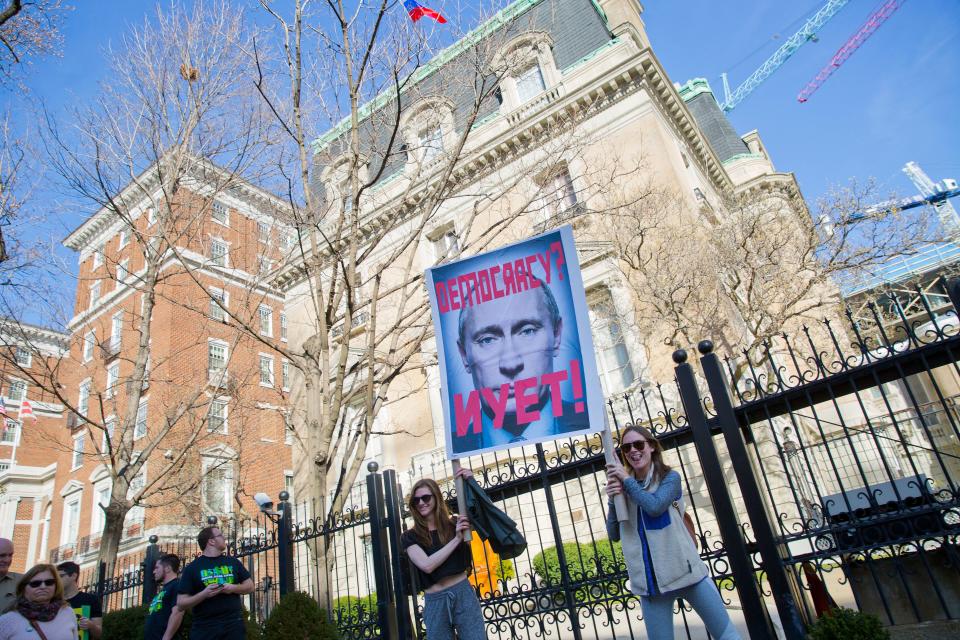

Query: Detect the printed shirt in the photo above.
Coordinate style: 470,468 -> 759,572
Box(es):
178,555 -> 250,625
143,578 -> 179,640
66,592 -> 102,640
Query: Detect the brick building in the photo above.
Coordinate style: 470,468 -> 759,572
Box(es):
2,158 -> 296,573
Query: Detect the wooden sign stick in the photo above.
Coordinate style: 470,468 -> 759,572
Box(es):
601,417 -> 628,522
451,458 -> 473,542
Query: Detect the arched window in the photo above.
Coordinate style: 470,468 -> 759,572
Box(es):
489,32 -> 560,112
399,96 -> 456,170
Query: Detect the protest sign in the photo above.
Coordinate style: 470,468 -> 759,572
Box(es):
426,225 -> 604,459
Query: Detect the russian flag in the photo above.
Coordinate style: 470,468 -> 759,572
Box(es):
404,0 -> 446,23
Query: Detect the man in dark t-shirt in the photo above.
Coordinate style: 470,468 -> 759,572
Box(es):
145,554 -> 184,640
57,561 -> 103,640
177,526 -> 254,640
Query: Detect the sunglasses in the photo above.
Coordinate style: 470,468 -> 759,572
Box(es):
618,440 -> 650,455
411,494 -> 434,505
28,579 -> 56,588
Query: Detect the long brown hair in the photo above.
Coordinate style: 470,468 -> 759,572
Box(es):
618,424 -> 671,485
408,478 -> 456,548
17,564 -> 65,602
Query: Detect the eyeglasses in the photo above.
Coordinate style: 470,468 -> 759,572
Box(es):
411,494 -> 434,505
618,440 -> 650,455
28,579 -> 56,588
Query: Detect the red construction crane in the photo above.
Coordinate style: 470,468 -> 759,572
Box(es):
797,0 -> 906,103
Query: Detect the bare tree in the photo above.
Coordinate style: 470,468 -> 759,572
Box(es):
600,175 -> 943,380
0,0 -> 284,569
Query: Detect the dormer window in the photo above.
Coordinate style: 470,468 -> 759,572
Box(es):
399,97 -> 455,172
419,124 -> 445,164
516,64 -> 546,103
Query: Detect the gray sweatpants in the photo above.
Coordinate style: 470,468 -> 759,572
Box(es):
422,578 -> 486,640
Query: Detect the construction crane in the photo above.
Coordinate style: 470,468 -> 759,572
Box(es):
797,0 -> 906,102
719,0 -> 852,112
861,163 -> 960,228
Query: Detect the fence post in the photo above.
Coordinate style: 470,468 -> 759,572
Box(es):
141,535 -> 161,606
697,340 -> 809,639
277,490 -> 295,598
95,561 -> 107,612
673,348 -> 775,640
383,468 -> 413,640
366,462 -> 399,640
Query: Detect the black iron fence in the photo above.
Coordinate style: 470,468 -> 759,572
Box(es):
80,284 -> 960,639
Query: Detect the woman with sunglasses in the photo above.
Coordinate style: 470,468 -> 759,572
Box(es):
606,425 -> 740,640
0,564 -> 78,640
401,468 -> 484,640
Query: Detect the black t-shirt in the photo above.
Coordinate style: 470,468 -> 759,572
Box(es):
144,578 -> 179,640
400,526 -> 471,590
67,591 -> 103,640
178,555 -> 250,625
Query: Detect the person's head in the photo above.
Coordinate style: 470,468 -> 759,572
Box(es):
0,538 -> 12,577
153,554 -> 181,582
56,562 -> 80,591
197,526 -> 226,554
617,425 -> 671,483
458,279 -> 562,420
407,478 -> 454,545
18,564 -> 64,605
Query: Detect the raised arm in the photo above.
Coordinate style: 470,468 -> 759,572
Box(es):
405,516 -> 470,575
620,471 -> 681,516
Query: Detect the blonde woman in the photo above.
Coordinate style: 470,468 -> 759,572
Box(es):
606,425 -> 740,640
0,564 -> 78,640
402,469 -> 484,640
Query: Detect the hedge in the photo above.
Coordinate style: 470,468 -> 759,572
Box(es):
807,608 -> 890,640
331,593 -> 378,626
532,539 -> 623,584
101,603 -> 260,640
262,591 -> 338,640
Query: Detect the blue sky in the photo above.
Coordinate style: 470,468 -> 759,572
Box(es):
8,0 -> 960,311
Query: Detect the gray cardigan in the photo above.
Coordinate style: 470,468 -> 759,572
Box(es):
606,469 -> 708,596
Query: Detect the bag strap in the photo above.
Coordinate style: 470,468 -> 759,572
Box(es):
29,619 -> 51,640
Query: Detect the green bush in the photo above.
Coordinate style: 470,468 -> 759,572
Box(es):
495,558 -> 516,582
102,604 -> 148,640
532,539 -> 623,584
263,591 -> 337,640
807,608 -> 890,640
331,593 -> 378,626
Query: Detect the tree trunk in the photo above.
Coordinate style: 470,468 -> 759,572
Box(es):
96,498 -> 131,572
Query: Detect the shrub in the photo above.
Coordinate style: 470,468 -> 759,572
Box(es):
331,593 -> 378,626
263,591 -> 338,640
807,608 -> 890,640
102,604 -> 148,640
532,539 -> 623,584
495,558 -> 516,582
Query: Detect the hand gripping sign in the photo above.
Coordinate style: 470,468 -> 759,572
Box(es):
426,226 -> 605,459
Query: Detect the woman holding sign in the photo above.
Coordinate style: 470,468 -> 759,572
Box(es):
402,468 -> 485,640
606,426 -> 740,640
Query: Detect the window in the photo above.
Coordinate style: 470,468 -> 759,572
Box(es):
282,360 -> 290,391
258,256 -> 273,276
62,498 -> 81,544
134,399 -> 148,439
588,290 -> 636,395
117,259 -> 129,283
2,419 -> 19,444
89,281 -> 101,309
78,380 -> 91,417
543,168 -> 578,218
280,230 -> 295,252
258,221 -> 270,243
208,341 -> 228,380
431,227 -> 459,263
209,288 -> 228,322
284,472 -> 295,502
103,415 -> 116,452
147,206 -> 157,225
211,201 -> 228,224
210,239 -> 228,267
203,459 -> 233,514
259,355 -> 274,387
280,313 -> 288,341
110,312 -> 123,350
258,305 -> 273,337
516,64 -> 546,103
92,245 -> 104,269
72,433 -> 85,469
8,379 -> 26,403
83,331 -> 96,362
106,363 -> 120,398
418,124 -> 444,164
118,227 -> 129,249
92,484 -> 111,534
13,346 -> 30,368
208,398 -> 228,433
